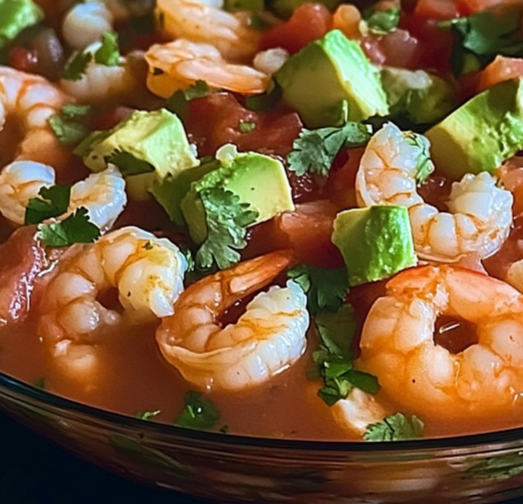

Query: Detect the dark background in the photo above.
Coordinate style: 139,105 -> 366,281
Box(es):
1,410 -> 522,504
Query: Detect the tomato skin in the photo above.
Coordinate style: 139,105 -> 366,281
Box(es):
413,0 -> 460,19
260,3 -> 332,54
476,56 -> 523,93
455,0 -> 516,15
185,92 -> 302,157
8,47 -> 38,73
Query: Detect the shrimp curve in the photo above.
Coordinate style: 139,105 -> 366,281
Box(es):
156,250 -> 309,390
0,162 -> 126,230
356,265 -> 523,421
356,122 -> 513,262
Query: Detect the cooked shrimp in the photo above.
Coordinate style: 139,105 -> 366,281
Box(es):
156,0 -> 260,61
357,265 -> 523,421
0,162 -> 126,230
60,43 -> 138,103
38,227 -> 188,381
253,48 -> 289,76
156,251 -> 309,391
62,2 -> 114,50
145,39 -> 269,98
356,122 -> 513,262
0,67 -> 71,168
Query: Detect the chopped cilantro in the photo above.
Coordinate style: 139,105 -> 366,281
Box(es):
25,184 -> 71,225
165,80 -> 210,119
311,305 -> 379,406
247,12 -> 271,31
238,120 -> 257,133
195,187 -> 258,270
219,424 -> 230,434
62,51 -> 92,81
181,247 -> 195,273
34,377 -> 46,390
175,391 -> 220,430
465,452 -> 523,481
288,122 -> 371,177
288,264 -> 349,316
37,207 -> 101,248
364,412 -> 424,441
136,410 -> 161,420
108,150 -> 155,177
363,5 -> 401,35
94,32 -> 121,66
245,82 -> 282,112
48,103 -> 92,146
441,6 -> 523,76
404,132 -> 434,184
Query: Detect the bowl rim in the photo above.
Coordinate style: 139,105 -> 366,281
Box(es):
2,370 -> 523,454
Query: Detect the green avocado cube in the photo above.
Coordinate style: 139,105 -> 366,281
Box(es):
275,29 -> 388,128
0,0 -> 43,50
181,145 -> 295,244
332,206 -> 417,286
78,109 -> 199,199
425,78 -> 523,178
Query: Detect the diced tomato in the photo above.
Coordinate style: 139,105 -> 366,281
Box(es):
8,47 -> 38,73
260,3 -> 332,54
275,200 -> 344,268
92,106 -> 135,131
362,28 -> 422,69
323,147 -> 364,210
185,92 -> 302,157
0,227 -> 47,324
455,0 -> 518,15
414,0 -> 460,19
476,56 -> 523,93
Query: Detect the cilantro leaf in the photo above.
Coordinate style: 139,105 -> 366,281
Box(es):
60,104 -> 92,119
465,453 -> 523,481
245,82 -> 282,112
288,122 -> 371,177
165,80 -> 210,119
288,264 -> 349,316
136,410 -> 161,420
404,132 -> 434,184
195,187 -> 258,270
364,5 -> 401,35
48,103 -> 92,146
25,184 -> 71,225
364,412 -> 424,441
37,207 -> 101,247
62,51 -> 92,81
94,32 -> 121,66
34,377 -> 46,390
108,150 -> 155,176
442,6 -> 523,76
174,391 -> 220,430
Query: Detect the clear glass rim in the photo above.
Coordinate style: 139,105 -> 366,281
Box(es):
2,369 -> 523,453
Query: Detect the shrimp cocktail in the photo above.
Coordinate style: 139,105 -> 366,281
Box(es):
0,0 -> 523,445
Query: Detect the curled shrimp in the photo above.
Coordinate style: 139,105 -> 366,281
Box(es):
356,122 -> 513,262
0,162 -> 126,230
38,226 -> 188,381
156,0 -> 260,61
0,67 -> 71,168
145,39 -> 269,98
156,251 -> 309,391
356,265 -> 523,422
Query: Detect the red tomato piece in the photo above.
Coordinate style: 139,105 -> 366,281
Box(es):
276,200 -> 344,268
0,226 -> 47,324
185,92 -> 302,157
8,47 -> 38,73
414,0 -> 460,19
91,106 -> 135,131
476,56 -> 523,93
362,28 -> 422,69
260,3 -> 332,54
456,0 -> 517,15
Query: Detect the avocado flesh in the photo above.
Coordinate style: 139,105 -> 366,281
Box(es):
275,29 -> 389,128
332,206 -> 417,287
0,0 -> 43,50
80,109 -> 199,199
380,67 -> 456,125
182,147 -> 295,244
425,78 -> 523,179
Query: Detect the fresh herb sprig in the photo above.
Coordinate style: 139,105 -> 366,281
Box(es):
37,208 -> 101,247
48,103 -> 92,146
175,391 -> 220,430
364,412 -> 424,441
25,184 -> 71,225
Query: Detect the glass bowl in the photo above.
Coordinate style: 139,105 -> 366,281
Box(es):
2,370 -> 523,504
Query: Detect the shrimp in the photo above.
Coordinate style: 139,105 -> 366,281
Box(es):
356,122 -> 513,262
253,48 -> 289,76
61,2 -> 114,50
38,226 -> 188,381
0,162 -> 126,230
156,251 -> 309,391
145,39 -> 269,98
0,66 -> 71,168
356,265 -> 523,421
156,0 -> 260,61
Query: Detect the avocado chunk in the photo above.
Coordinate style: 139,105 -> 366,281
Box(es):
332,206 -> 417,287
0,0 -> 43,50
381,67 -> 456,125
425,78 -> 523,178
77,109 -> 199,199
181,145 -> 295,244
275,29 -> 388,128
